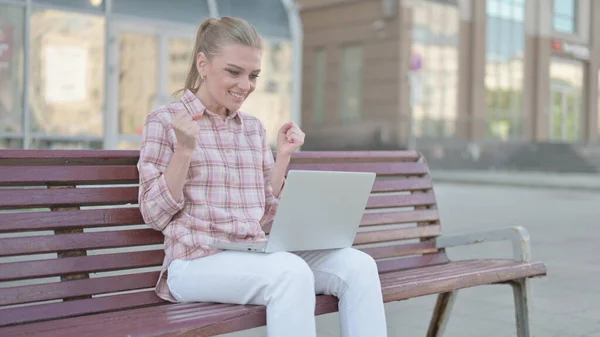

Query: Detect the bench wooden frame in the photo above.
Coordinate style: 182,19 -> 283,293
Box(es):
0,149 -> 546,337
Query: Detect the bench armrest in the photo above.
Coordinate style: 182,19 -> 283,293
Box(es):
435,226 -> 531,262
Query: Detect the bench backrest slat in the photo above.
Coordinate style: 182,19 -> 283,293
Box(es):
376,252 -> 449,274
0,187 -> 138,210
0,208 -> 144,233
0,166 -> 139,186
288,162 -> 429,175
0,229 -> 162,257
0,250 -> 163,282
0,150 -> 139,165
0,272 -> 160,307
360,241 -> 438,260
0,149 -> 446,327
0,291 -> 162,327
354,225 -> 441,245
365,192 -> 435,209
371,177 -> 432,192
360,209 -> 439,226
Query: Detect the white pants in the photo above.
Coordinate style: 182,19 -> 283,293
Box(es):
167,247 -> 388,337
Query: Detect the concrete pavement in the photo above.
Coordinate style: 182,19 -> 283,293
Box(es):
220,183 -> 600,337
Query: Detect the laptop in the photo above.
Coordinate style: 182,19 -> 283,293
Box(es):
209,169 -> 376,253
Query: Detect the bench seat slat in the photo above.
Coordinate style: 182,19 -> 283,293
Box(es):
0,187 -> 138,209
287,162 -> 428,176
360,210 -> 439,226
381,260 -> 547,302
354,225 -> 441,245
0,208 -> 144,233
0,260 -> 546,334
0,250 -> 163,282
371,178 -> 432,192
379,259 -> 505,283
0,272 -> 160,306
0,166 -> 139,186
0,229 -> 162,257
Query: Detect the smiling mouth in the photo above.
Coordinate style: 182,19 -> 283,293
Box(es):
229,91 -> 245,100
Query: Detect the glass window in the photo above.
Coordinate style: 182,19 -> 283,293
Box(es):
29,9 -> 105,139
0,4 -> 25,135
553,0 -> 577,34
313,49 -> 325,124
485,0 -> 525,141
33,0 -> 105,12
0,138 -> 23,149
238,40 -> 293,143
167,38 -> 193,100
217,0 -> 290,39
117,32 -> 159,136
339,45 -> 363,123
411,0 -> 459,138
112,0 -> 209,26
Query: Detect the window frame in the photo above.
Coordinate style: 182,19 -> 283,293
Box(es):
551,0 -> 590,44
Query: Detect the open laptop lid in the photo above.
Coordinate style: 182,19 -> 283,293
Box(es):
264,170 -> 376,253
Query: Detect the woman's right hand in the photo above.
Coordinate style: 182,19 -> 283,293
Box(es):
172,111 -> 202,152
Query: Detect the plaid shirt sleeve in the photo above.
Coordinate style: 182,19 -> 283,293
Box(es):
259,126 -> 285,228
137,116 -> 185,232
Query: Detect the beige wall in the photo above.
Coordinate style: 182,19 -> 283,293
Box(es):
299,0 -> 403,149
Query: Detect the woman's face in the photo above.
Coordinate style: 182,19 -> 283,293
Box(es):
198,43 -> 262,114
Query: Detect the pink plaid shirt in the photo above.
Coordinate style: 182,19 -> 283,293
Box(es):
138,89 -> 281,303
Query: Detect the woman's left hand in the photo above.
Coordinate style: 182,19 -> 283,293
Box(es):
277,122 -> 305,157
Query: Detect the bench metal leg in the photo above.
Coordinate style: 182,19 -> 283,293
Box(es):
426,291 -> 457,337
511,278 -> 532,337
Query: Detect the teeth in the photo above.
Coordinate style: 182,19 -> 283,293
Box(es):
229,91 -> 244,99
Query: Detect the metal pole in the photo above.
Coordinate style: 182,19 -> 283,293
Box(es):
407,71 -> 416,151
23,0 -> 31,149
103,0 -> 118,149
281,0 -> 303,128
207,0 -> 219,18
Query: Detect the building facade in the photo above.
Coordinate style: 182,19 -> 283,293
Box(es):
299,0 -> 600,170
0,0 -> 301,150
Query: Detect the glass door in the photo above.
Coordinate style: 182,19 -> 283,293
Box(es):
106,21 -> 194,150
550,85 -> 582,142
549,57 -> 584,143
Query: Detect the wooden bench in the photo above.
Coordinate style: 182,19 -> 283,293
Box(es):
0,149 -> 546,337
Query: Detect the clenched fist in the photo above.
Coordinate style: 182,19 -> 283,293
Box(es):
172,111 -> 201,152
277,122 -> 305,156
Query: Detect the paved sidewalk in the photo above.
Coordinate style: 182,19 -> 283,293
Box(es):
430,169 -> 600,192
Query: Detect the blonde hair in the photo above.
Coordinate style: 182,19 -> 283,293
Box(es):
177,16 -> 263,95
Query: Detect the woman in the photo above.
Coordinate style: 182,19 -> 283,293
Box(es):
138,16 -> 388,337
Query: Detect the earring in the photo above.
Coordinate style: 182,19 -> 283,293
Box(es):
200,73 -> 205,81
